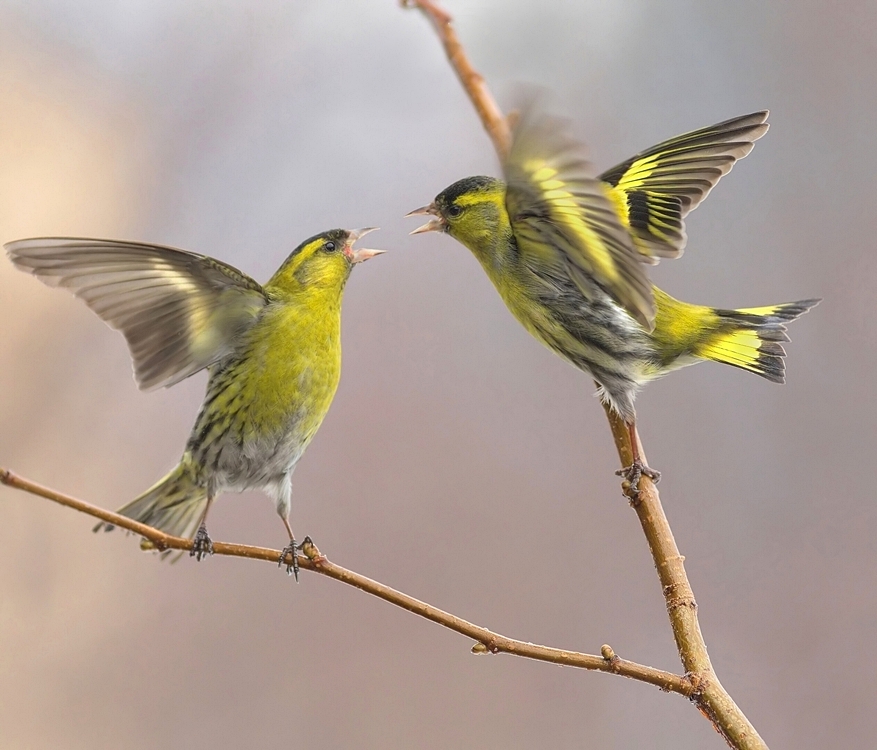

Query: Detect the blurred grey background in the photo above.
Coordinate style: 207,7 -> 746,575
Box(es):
0,1 -> 873,748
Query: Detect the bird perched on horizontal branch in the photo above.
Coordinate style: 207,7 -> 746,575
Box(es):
6,229 -> 384,577
409,102 -> 818,492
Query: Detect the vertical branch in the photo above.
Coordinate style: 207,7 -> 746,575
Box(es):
604,409 -> 765,749
403,2 -> 768,748
604,409 -> 707,673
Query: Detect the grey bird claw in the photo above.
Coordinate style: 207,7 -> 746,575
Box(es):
616,459 -> 661,499
279,539 -> 300,581
190,523 -> 215,561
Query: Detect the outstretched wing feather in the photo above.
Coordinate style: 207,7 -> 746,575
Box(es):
600,111 -> 769,259
6,237 -> 267,390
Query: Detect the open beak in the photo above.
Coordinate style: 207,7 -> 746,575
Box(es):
406,203 -> 446,235
345,227 -> 385,264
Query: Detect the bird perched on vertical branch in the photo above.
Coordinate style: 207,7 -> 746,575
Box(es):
6,228 -> 384,578
408,102 -> 818,492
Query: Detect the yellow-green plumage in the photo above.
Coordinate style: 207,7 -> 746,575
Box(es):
410,104 -> 818,429
5,229 -> 382,569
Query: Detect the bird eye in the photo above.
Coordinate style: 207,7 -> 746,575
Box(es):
323,240 -> 337,252
447,204 -> 463,218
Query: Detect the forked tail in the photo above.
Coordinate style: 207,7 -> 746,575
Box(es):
696,299 -> 820,382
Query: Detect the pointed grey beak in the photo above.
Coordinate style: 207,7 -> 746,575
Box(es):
345,227 -> 385,264
406,204 -> 446,235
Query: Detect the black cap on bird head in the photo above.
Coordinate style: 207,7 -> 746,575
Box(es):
436,176 -> 499,209
407,175 -> 503,234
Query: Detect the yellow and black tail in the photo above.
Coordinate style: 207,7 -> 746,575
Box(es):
94,453 -> 207,548
696,299 -> 821,382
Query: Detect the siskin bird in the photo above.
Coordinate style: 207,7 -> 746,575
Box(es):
409,104 -> 818,491
6,229 -> 384,577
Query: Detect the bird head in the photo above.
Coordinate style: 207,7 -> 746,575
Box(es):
270,227 -> 384,291
407,176 -> 508,253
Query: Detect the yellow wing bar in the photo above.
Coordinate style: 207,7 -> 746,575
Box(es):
600,111 -> 769,260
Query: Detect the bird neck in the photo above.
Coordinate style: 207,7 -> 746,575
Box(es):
263,276 -> 346,322
453,192 -> 518,277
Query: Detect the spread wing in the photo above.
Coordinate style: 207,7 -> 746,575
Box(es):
6,237 -> 268,390
504,103 -> 655,330
600,111 -> 769,261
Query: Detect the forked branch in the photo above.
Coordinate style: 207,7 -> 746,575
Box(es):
402,1 -> 768,748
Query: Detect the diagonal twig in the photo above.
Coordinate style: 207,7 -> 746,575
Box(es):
401,0 -> 511,159
0,467 -> 689,694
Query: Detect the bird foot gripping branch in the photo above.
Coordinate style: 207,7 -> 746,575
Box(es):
278,536 -> 326,581
190,523 -> 215,561
279,539 -> 300,580
616,460 -> 661,503
614,420 -> 661,501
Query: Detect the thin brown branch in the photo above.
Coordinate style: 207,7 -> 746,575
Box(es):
0,467 -> 689,695
404,2 -> 768,748
604,412 -> 766,748
401,0 -> 512,159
